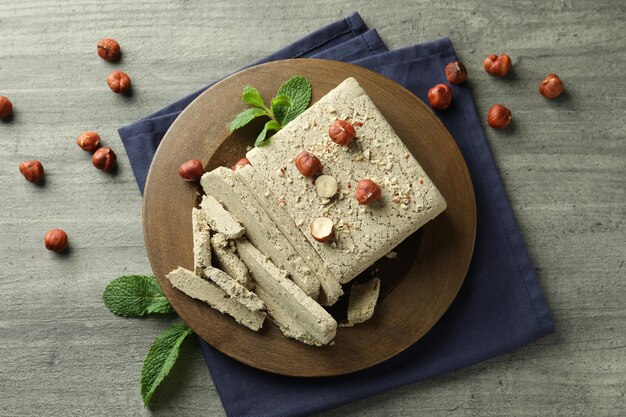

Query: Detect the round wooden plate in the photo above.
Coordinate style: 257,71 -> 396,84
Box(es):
143,59 -> 476,377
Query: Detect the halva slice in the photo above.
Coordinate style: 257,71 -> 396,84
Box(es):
347,277 -> 381,325
191,207 -> 212,276
203,266 -> 264,312
235,164 -> 343,306
199,195 -> 245,239
201,167 -> 320,299
246,77 -> 447,283
236,238 -> 336,345
210,232 -> 252,288
166,267 -> 266,331
254,285 -> 321,346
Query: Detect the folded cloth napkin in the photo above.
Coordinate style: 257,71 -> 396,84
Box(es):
119,12 -> 555,417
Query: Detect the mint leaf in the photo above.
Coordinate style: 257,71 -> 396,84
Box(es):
270,94 -> 292,110
232,76 -> 311,147
103,275 -> 173,317
241,86 -> 265,108
274,76 -> 312,125
229,108 -> 267,132
254,120 -> 281,147
141,324 -> 193,406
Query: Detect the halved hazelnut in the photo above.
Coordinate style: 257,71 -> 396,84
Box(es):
310,217 -> 334,243
315,175 -> 338,198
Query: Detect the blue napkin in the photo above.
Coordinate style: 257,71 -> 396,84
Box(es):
119,13 -> 554,417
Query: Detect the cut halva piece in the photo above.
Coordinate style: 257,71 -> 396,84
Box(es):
166,267 -> 266,331
346,277 -> 381,325
235,164 -> 343,306
210,233 -> 252,289
191,207 -> 212,276
236,238 -> 336,345
246,77 -> 447,283
199,195 -> 245,239
254,285 -> 321,346
203,265 -> 264,312
201,167 -> 320,300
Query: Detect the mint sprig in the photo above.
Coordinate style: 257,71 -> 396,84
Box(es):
103,275 -> 173,317
241,85 -> 265,108
256,120 -> 282,147
141,324 -> 193,406
229,108 -> 267,132
104,275 -> 190,407
271,94 -> 292,109
229,75 -> 312,146
274,76 -> 312,125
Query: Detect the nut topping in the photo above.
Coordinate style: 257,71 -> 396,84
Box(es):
355,179 -> 382,205
310,217 -> 334,243
295,150 -> 322,177
315,175 -> 338,198
328,119 -> 356,145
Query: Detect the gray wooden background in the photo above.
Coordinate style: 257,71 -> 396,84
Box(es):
1,1 -> 624,416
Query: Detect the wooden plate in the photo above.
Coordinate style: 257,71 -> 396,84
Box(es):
143,59 -> 476,377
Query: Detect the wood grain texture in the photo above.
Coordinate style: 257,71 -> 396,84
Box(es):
142,59 -> 476,376
0,0 -> 624,416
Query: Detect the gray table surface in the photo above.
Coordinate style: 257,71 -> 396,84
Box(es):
1,1 -> 624,416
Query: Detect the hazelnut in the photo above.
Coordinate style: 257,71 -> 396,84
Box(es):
231,157 -> 250,171
355,179 -> 382,205
0,96 -> 13,120
92,146 -> 117,172
483,54 -> 512,77
328,119 -> 357,146
294,151 -> 322,177
178,159 -> 204,181
44,228 -> 68,253
539,74 -> 564,99
107,70 -> 131,94
445,61 -> 468,84
487,104 -> 512,129
310,217 -> 334,243
97,38 -> 121,62
315,175 -> 338,198
427,84 -> 453,110
76,131 -> 101,152
19,160 -> 45,183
